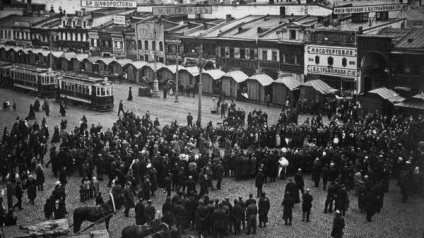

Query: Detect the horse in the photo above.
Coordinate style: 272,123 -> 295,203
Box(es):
121,219 -> 180,238
73,195 -> 123,233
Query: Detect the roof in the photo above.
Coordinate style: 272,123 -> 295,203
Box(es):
112,59 -> 132,66
368,87 -> 405,103
334,0 -> 399,7
71,53 -> 89,62
378,28 -> 413,45
0,15 -> 48,28
60,52 -> 75,60
390,7 -> 424,22
181,66 -> 199,77
247,73 -> 274,86
413,93 -> 424,100
96,57 -> 117,65
222,70 -> 248,83
86,56 -> 102,63
50,51 -> 64,58
203,69 -> 225,80
394,27 -> 424,49
146,62 -> 167,71
302,80 -> 337,95
273,76 -> 301,90
165,64 -> 186,74
126,61 -> 148,69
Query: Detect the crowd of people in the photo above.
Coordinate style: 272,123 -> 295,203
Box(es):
0,94 -> 423,238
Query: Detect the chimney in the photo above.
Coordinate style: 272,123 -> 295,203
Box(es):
203,22 -> 207,30
257,27 -> 262,33
408,38 -> 414,43
226,14 -> 232,21
238,26 -> 243,33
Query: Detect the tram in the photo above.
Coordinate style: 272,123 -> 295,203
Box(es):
10,64 -> 59,98
57,72 -> 114,111
0,61 -> 13,88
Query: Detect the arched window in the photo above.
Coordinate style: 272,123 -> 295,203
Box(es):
328,56 -> 334,66
159,41 -> 163,51
342,57 -> 347,67
144,40 -> 149,50
315,55 -> 320,64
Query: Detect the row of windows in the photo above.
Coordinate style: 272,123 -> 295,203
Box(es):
0,30 -> 12,40
62,20 -> 88,29
61,32 -> 87,42
12,71 -> 36,83
61,81 -> 91,94
137,40 -> 164,51
220,47 -> 257,60
96,86 -> 113,96
314,56 -> 348,67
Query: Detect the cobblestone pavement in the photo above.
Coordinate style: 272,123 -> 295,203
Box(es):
0,84 -> 423,238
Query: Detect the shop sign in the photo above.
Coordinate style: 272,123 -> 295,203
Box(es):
113,15 -> 125,25
137,23 -> 163,41
334,4 -> 407,15
307,65 -> 359,77
218,58 -> 257,69
81,0 -> 137,8
307,46 -> 357,57
153,6 -> 212,16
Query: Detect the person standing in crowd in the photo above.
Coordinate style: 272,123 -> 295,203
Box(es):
43,98 -> 49,116
255,169 -> 265,198
213,203 -> 227,238
127,86 -> 133,101
144,200 -> 155,223
282,191 -> 294,226
265,94 -> 271,107
215,161 -> 224,190
294,168 -> 305,194
324,182 -> 336,213
258,192 -> 270,228
302,188 -> 313,222
13,182 -> 23,210
59,102 -> 66,117
246,200 -> 258,235
44,198 -> 53,220
123,182 -> 135,217
27,175 -> 37,205
36,164 -> 45,191
331,210 -> 345,238
118,100 -> 125,116
187,112 -> 193,127
135,198 -> 146,225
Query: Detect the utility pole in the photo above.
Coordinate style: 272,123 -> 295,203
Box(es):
175,43 -> 179,103
197,43 -> 203,127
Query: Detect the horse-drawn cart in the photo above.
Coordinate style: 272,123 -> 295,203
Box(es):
0,219 -> 109,238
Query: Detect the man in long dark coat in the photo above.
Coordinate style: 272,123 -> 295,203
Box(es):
285,178 -> 300,203
246,200 -> 258,235
123,182 -> 135,217
213,203 -> 228,238
134,198 -> 145,225
302,189 -> 313,222
282,192 -> 294,226
294,168 -> 305,194
331,210 -> 345,238
195,201 -> 209,237
258,192 -> 270,228
255,169 -> 265,198
27,175 -> 37,205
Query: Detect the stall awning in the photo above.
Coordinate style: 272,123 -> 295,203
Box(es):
223,70 -> 248,83
273,76 -> 301,90
61,52 -> 76,60
181,66 -> 199,76
127,61 -> 148,69
166,64 -> 186,74
96,57 -> 117,65
50,51 -> 64,58
395,100 -> 424,110
248,73 -> 274,86
203,69 -> 225,80
368,87 -> 405,103
146,62 -> 167,71
71,53 -> 89,62
86,56 -> 102,63
112,59 -> 132,66
413,93 -> 424,100
302,80 -> 337,95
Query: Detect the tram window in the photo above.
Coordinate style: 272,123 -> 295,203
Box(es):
97,87 -> 100,96
101,87 -> 105,96
106,87 -> 110,95
78,84 -> 82,93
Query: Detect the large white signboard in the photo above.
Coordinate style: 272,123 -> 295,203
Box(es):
305,45 -> 359,78
81,0 -> 137,8
334,4 -> 407,14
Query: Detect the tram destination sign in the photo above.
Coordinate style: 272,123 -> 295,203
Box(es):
153,6 -> 212,15
334,4 -> 407,14
81,0 -> 137,8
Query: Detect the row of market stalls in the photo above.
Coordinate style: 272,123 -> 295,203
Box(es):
361,87 -> 424,116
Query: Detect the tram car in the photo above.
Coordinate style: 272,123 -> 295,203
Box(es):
58,72 -> 114,111
10,64 -> 59,98
0,61 -> 13,88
